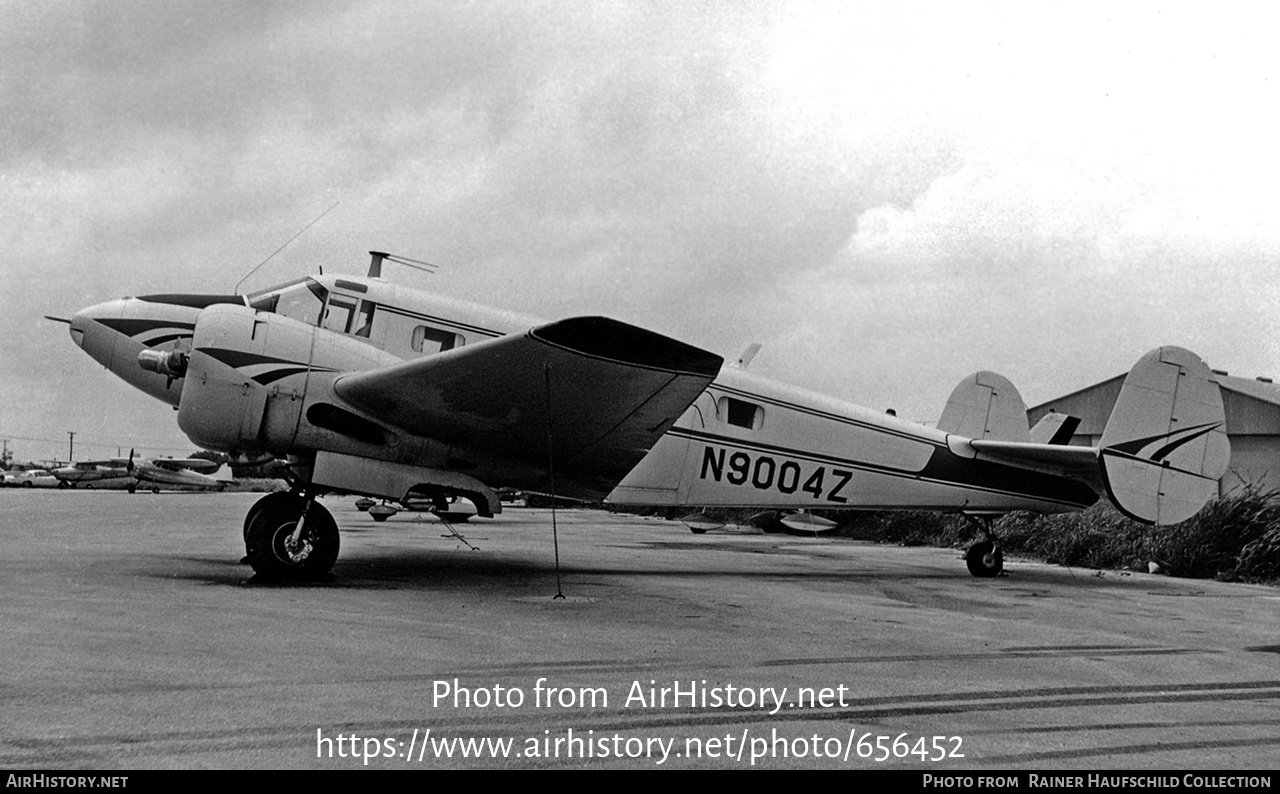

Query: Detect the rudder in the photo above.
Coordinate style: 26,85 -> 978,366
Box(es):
1098,347 -> 1230,525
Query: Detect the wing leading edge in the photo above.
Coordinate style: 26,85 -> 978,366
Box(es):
334,316 -> 724,498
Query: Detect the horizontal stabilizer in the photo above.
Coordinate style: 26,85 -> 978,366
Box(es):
968,438 -> 1101,486
1097,347 -> 1230,525
937,371 -> 1030,442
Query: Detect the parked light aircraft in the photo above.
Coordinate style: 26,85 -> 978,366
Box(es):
52,453 -> 226,493
59,252 -> 1230,580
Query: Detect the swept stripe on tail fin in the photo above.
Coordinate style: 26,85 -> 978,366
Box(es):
1097,347 -> 1229,525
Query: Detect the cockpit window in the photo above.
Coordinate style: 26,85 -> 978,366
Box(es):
353,302 -> 376,338
322,297 -> 357,334
247,278 -> 329,326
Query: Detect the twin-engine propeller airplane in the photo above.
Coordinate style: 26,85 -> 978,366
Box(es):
59,252 -> 1230,580
52,452 -> 225,493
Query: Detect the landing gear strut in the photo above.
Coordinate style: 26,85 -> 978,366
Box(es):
963,514 -> 1004,578
243,491 -> 339,581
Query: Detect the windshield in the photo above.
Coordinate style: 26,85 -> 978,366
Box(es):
247,278 -> 329,326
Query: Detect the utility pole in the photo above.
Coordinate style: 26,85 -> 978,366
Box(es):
67,431 -> 75,463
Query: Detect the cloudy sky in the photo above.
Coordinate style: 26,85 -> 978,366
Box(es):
2,1 -> 1278,464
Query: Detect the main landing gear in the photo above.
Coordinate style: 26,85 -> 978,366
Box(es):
963,514 -> 1004,578
242,491 -> 339,581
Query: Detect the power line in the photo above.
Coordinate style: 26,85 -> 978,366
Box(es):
0,432 -> 195,454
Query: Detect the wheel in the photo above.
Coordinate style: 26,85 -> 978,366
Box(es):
244,499 -> 339,581
243,492 -> 304,541
21,481 -> 32,488
689,527 -> 707,535
57,480 -> 69,489
965,540 -> 1004,578
127,483 -> 137,494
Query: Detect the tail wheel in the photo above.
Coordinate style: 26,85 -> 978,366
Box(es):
965,540 -> 1004,578
245,500 -> 340,581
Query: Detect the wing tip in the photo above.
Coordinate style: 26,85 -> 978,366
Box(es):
532,317 -> 723,377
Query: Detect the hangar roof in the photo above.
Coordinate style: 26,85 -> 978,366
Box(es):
1028,372 -> 1280,436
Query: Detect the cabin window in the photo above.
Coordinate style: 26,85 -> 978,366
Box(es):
718,396 -> 764,430
411,325 -> 464,354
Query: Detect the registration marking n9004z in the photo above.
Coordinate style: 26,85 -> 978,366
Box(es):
698,446 -> 851,502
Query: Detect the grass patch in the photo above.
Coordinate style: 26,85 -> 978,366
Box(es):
838,485 -> 1280,583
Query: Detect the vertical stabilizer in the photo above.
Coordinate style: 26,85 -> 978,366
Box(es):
937,371 -> 1030,442
1029,411 -> 1081,445
1097,347 -> 1230,525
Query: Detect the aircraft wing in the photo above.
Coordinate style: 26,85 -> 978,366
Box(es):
150,458 -> 221,474
334,316 -> 724,497
967,439 -> 1103,490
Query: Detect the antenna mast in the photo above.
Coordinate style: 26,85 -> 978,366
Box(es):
367,251 -> 439,278
234,202 -> 341,293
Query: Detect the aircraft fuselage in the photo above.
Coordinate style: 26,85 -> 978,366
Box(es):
67,273 -> 1097,517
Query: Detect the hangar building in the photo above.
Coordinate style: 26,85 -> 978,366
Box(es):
1027,371 -> 1280,494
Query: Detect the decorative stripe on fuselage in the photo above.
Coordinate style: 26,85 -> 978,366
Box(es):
98,318 -> 195,339
672,428 -> 1096,509
377,305 -> 504,338
709,382 -> 937,445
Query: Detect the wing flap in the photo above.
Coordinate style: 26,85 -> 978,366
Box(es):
334,317 -> 723,497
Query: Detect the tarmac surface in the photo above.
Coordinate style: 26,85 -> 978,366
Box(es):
1,490 -> 1278,770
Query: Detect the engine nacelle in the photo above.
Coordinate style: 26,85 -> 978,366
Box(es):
176,304 -> 400,456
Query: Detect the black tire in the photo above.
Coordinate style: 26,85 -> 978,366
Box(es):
243,492 -> 304,541
245,499 -> 339,581
689,527 -> 707,535
127,483 -> 137,494
21,481 -> 32,488
965,540 -> 1004,578
370,512 -> 390,522
57,480 -> 69,489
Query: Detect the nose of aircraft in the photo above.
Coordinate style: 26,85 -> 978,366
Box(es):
70,299 -> 128,363
68,309 -> 89,349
